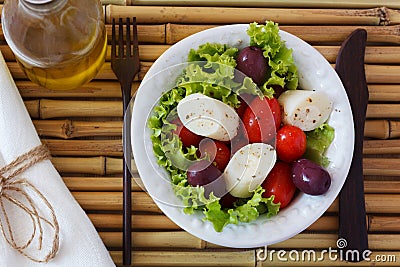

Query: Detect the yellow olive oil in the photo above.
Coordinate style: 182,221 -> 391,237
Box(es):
16,32 -> 107,90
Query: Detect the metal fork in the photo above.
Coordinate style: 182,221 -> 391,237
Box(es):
111,17 -> 140,266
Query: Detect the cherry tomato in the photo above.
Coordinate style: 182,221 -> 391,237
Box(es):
230,122 -> 250,155
171,118 -> 202,147
267,97 -> 282,130
242,96 -> 280,143
235,93 -> 256,118
276,125 -> 307,162
199,139 -> 231,171
261,161 -> 297,208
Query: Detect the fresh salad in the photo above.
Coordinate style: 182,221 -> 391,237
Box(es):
148,21 -> 335,232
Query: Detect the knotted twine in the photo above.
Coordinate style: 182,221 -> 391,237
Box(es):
0,144 -> 59,263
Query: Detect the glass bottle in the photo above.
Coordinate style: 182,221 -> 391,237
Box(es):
2,0 -> 107,90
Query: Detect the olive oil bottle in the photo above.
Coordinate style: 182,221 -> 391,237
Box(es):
2,0 -> 106,90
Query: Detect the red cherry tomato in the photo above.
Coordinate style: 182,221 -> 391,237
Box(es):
242,96 -> 280,143
235,93 -> 256,118
230,122 -> 250,155
267,97 -> 282,130
261,161 -> 297,208
199,139 -> 231,171
171,118 -> 202,147
276,125 -> 307,162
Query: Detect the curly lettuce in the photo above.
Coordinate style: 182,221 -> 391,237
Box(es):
247,21 -> 299,92
303,124 -> 335,167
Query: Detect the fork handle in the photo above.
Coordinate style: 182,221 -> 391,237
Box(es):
122,82 -> 132,266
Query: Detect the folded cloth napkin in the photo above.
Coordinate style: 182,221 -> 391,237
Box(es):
0,51 -> 115,266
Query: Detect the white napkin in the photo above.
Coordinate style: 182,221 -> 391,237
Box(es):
0,51 -> 115,267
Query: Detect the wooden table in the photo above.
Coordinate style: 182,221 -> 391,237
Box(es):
2,1 -> 400,266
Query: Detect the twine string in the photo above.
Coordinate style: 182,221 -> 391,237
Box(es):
0,144 -> 59,263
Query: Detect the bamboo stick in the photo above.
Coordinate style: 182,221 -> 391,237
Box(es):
364,140 -> 400,154
364,158 -> 400,176
63,176 -> 144,192
367,104 -> 400,118
72,191 -> 160,212
129,0 -> 400,9
365,64 -> 400,84
365,120 -> 400,139
105,44 -> 169,62
105,24 -> 166,44
24,99 -> 39,118
43,139 -> 122,156
166,24 -> 400,45
105,23 -> 164,44
314,46 -> 400,64
29,99 -> 122,119
7,61 -> 152,81
105,5 -> 395,26
306,215 -> 337,232
33,120 -> 123,139
17,81 -> 138,98
364,181 -> 400,193
54,157 -> 124,175
64,177 -> 121,191
101,231 -> 204,249
88,213 -> 179,230
53,157 -> 107,175
364,120 -> 390,139
369,215 -> 400,232
109,250 -> 255,267
368,84 -> 400,102
101,0 -> 130,5
365,194 -> 400,214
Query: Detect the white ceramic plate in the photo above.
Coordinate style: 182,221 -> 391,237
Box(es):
131,24 -> 354,248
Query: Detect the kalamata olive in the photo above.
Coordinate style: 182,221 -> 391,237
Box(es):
219,193 -> 238,209
291,159 -> 331,195
187,160 -> 226,197
236,46 -> 269,86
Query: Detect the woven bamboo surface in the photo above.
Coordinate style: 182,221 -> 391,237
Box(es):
1,1 -> 400,266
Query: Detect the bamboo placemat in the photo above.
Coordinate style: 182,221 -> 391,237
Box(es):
1,2 -> 400,266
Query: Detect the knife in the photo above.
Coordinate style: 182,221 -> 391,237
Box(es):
335,29 -> 369,262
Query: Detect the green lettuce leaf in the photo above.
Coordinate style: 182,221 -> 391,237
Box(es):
247,21 -> 299,92
204,186 -> 280,232
303,124 -> 335,167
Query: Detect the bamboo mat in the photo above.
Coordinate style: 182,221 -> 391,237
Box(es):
1,2 -> 400,266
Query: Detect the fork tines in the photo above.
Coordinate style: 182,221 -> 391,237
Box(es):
111,17 -> 139,61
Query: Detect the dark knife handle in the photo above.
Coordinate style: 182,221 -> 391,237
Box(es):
336,29 -> 369,262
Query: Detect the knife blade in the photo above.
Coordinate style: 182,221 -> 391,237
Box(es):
335,29 -> 369,262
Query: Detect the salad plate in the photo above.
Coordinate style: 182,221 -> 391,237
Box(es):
130,24 -> 354,248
